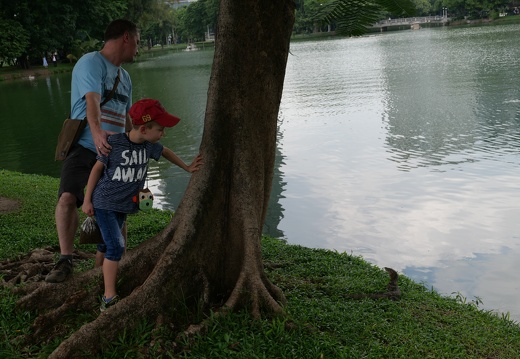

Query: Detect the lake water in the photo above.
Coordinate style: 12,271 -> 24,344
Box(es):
1,24 -> 520,321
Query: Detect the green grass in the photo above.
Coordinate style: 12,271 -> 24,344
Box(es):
1,169 -> 520,358
490,15 -> 520,25
0,170 -> 172,259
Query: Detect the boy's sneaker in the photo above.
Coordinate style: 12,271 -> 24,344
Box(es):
100,295 -> 120,312
45,258 -> 73,283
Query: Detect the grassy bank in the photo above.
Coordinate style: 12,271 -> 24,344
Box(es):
0,64 -> 75,82
1,169 -> 520,358
450,14 -> 520,26
0,43 -> 214,82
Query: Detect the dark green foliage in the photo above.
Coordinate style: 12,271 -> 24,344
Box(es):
0,0 -> 127,65
0,20 -> 30,65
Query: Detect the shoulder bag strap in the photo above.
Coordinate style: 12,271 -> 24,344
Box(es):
100,68 -> 121,108
68,69 -> 121,118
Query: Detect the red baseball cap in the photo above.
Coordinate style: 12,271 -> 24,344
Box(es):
129,99 -> 180,127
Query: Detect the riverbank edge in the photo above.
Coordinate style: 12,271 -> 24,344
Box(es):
1,169 -> 520,357
0,43 -> 204,82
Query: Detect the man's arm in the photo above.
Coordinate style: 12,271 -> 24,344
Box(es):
85,92 -> 111,155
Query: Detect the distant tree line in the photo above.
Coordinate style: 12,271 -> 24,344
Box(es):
294,0 -> 517,34
409,0 -> 515,19
0,0 -> 515,68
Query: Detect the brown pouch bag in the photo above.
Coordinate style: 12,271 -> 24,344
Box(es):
54,118 -> 87,161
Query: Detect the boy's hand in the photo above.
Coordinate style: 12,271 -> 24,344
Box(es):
187,154 -> 203,173
82,201 -> 95,217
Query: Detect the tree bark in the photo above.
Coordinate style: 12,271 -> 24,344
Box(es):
15,0 -> 295,357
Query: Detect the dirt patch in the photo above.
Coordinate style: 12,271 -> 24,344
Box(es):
0,196 -> 21,214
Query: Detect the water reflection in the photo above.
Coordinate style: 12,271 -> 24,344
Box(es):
263,123 -> 287,239
278,26 -> 520,320
382,27 -> 520,171
2,73 -> 70,177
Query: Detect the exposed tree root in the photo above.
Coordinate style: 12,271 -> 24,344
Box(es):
180,271 -> 286,344
14,226 -> 173,307
222,223 -> 286,318
46,281 -> 165,358
1,246 -> 94,288
31,250 -> 182,356
224,265 -> 286,318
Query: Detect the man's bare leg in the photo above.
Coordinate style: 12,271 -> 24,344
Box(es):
55,192 -> 79,255
45,192 -> 78,283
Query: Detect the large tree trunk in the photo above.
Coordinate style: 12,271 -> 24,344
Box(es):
15,0 -> 295,357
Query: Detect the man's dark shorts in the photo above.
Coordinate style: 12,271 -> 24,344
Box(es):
58,144 -> 97,208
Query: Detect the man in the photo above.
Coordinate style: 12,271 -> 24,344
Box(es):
46,19 -> 140,283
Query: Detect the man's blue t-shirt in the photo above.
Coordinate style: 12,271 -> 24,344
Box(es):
70,51 -> 132,153
92,133 -> 164,214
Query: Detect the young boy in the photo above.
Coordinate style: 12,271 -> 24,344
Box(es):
82,98 -> 203,311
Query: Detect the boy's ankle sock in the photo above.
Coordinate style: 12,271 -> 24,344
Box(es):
59,254 -> 73,262
103,295 -> 119,303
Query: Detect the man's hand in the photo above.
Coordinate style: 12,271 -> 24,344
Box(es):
92,128 -> 115,156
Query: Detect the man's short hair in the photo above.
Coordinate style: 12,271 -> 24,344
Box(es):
104,19 -> 138,41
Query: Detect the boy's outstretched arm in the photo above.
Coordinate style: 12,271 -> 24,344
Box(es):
82,160 -> 104,216
162,147 -> 203,173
